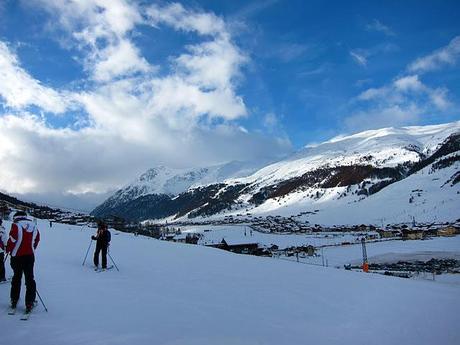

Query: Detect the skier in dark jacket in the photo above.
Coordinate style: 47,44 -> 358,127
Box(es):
92,221 -> 111,270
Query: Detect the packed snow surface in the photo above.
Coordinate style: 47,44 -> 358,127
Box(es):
1,219 -> 459,345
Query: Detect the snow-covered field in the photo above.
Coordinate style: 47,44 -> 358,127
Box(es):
323,236 -> 460,266
180,225 -> 374,248
1,219 -> 459,345
182,225 -> 460,285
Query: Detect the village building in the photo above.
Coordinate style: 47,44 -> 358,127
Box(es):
437,226 -> 458,237
305,245 -> 316,256
377,229 -> 401,238
162,233 -> 176,241
207,238 -> 259,254
103,215 -> 126,230
172,233 -> 188,243
401,229 -> 425,240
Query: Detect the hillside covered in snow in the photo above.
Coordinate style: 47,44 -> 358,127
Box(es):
91,160 -> 271,221
1,219 -> 459,345
92,121 -> 460,224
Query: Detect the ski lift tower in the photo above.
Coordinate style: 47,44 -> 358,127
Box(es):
361,237 -> 369,273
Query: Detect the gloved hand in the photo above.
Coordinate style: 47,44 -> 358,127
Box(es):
91,236 -> 96,240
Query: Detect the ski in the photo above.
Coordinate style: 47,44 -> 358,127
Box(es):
20,301 -> 38,320
95,265 -> 114,273
20,310 -> 32,320
0,278 -> 11,285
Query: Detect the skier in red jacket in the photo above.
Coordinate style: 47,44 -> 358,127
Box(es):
6,211 -> 40,313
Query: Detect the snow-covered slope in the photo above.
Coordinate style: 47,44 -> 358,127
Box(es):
248,152 -> 460,224
93,121 -> 460,223
92,160 -> 270,219
102,162 -> 266,208
1,219 -> 459,345
238,121 -> 459,187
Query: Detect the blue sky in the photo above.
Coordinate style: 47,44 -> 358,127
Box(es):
0,0 -> 459,209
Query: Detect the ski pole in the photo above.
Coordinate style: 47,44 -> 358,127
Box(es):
36,289 -> 48,312
82,239 -> 93,266
107,250 -> 120,272
3,253 -> 8,264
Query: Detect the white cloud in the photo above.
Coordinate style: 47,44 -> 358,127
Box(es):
231,0 -> 280,20
348,74 -> 451,131
356,75 -> 450,109
32,0 -> 152,82
349,44 -> 399,69
0,1 -> 290,205
393,75 -> 425,92
356,86 -> 387,101
263,112 -> 278,130
0,112 -> 290,196
344,104 -> 421,130
366,19 -> 395,36
393,75 -> 450,109
347,36 -> 459,131
408,35 -> 460,73
149,77 -> 247,124
261,112 -> 289,139
354,78 -> 373,87
0,41 -> 69,113
144,3 -> 249,122
428,87 -> 450,110
349,50 -> 367,67
175,38 -> 247,91
146,3 -> 227,37
90,38 -> 153,82
267,42 -> 310,63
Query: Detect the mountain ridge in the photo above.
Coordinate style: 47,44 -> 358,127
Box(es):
91,121 -> 460,224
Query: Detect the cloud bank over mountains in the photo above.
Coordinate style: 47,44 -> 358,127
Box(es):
0,0 -> 290,202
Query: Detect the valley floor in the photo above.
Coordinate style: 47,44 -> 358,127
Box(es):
183,224 -> 460,285
1,220 -> 459,345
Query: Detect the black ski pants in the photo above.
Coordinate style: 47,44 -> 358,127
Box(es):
93,242 -> 108,268
10,255 -> 36,306
0,252 -> 6,281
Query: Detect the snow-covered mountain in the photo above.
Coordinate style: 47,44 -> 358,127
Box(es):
91,160 -> 272,220
92,121 -> 460,224
240,122 -> 457,186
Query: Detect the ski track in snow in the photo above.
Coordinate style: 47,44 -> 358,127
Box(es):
0,219 -> 459,345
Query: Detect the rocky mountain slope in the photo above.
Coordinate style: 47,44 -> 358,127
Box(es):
91,160 -> 271,220
92,122 -> 460,224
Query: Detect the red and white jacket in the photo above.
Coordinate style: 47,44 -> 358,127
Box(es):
6,218 -> 40,257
